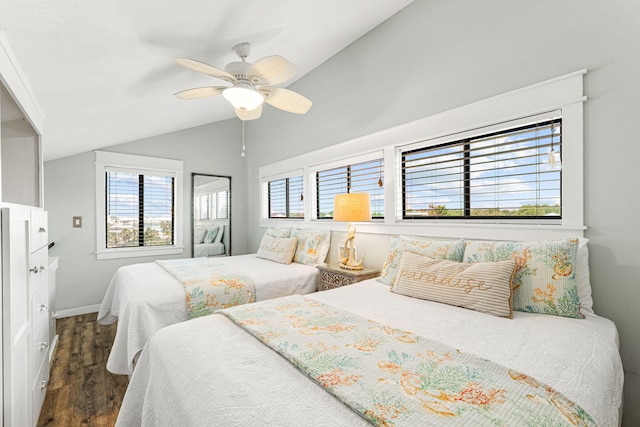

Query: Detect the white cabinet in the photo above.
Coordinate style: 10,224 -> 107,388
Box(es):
2,208 -> 50,427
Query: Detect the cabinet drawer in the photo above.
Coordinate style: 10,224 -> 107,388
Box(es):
32,354 -> 50,426
29,246 -> 48,296
31,282 -> 50,375
30,210 -> 48,252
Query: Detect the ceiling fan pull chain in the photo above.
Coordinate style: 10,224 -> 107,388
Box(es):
241,119 -> 246,157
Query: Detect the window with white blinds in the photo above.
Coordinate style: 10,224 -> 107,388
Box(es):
194,190 -> 229,220
316,158 -> 384,219
402,118 -> 561,219
106,170 -> 175,248
268,175 -> 304,219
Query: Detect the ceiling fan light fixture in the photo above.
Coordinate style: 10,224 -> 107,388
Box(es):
223,83 -> 264,111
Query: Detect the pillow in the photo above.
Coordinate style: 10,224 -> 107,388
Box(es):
203,226 -> 219,244
194,229 -> 207,244
265,227 -> 291,238
391,252 -> 515,318
576,238 -> 593,314
463,238 -> 583,319
290,229 -> 331,265
377,235 -> 466,286
213,225 -> 224,244
256,235 -> 298,264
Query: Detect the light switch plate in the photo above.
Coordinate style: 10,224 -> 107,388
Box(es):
73,216 -> 82,228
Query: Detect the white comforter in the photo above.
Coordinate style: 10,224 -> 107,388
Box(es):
97,254 -> 318,375
117,280 -> 624,427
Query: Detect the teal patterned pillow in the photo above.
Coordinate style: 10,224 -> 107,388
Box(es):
463,239 -> 582,319
290,229 -> 331,265
376,235 -> 466,286
203,226 -> 219,243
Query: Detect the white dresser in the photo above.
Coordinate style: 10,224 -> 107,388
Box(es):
29,210 -> 50,424
1,208 -> 52,426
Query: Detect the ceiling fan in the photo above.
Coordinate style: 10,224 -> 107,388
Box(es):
174,42 -> 312,121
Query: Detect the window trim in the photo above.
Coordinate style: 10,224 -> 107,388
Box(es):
257,70 -> 586,241
400,115 -> 562,221
95,151 -> 184,260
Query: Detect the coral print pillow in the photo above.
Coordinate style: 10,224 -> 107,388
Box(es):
463,238 -> 582,319
265,227 -> 291,238
377,235 -> 466,286
290,229 -> 331,265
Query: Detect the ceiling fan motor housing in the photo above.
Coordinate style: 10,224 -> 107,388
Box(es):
224,61 -> 253,83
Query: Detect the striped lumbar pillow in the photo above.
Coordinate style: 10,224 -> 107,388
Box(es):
391,251 -> 515,318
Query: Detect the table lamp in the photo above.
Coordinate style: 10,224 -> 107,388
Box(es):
333,192 -> 370,270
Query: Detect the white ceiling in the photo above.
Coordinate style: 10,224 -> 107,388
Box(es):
0,0 -> 413,161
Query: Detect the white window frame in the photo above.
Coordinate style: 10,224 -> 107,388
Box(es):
95,151 -> 184,260
259,169 -> 305,222
309,150 -> 385,221
257,70 -> 586,241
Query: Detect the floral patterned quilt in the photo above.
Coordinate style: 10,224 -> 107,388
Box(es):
156,258 -> 255,319
219,295 -> 595,426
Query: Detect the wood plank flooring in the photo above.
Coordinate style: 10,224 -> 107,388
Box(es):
37,313 -> 128,426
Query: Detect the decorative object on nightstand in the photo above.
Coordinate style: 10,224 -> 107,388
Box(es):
316,263 -> 380,291
333,192 -> 370,270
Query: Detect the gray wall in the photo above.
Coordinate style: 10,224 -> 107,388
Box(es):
244,1 -> 640,424
44,119 -> 247,311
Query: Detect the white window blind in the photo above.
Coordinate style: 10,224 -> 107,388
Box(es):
106,170 -> 175,248
316,158 -> 384,219
268,175 -> 304,219
402,118 -> 561,219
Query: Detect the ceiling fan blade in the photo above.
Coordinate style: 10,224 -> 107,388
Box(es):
260,87 -> 312,114
235,105 -> 263,121
175,58 -> 237,83
247,55 -> 297,85
174,86 -> 226,100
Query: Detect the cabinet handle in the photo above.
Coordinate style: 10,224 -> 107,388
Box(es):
40,303 -> 48,311
40,379 -> 48,390
30,266 -> 39,274
39,265 -> 47,272
40,341 -> 49,350
39,227 -> 46,233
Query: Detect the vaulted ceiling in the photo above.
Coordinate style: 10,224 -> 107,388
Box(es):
0,0 -> 413,161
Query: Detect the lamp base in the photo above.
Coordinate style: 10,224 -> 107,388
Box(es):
339,262 -> 364,271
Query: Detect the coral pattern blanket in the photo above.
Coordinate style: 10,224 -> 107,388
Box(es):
156,258 -> 255,319
219,295 -> 595,426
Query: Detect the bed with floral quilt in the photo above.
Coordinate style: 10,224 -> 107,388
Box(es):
116,278 -> 623,426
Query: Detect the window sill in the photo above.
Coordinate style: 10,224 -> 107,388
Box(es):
96,246 -> 184,260
259,219 -> 586,241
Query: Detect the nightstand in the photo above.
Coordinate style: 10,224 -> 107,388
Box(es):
316,263 -> 380,291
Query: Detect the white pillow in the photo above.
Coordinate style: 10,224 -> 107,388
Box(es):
194,229 -> 207,244
576,238 -> 593,314
213,226 -> 224,244
265,227 -> 291,238
256,235 -> 298,264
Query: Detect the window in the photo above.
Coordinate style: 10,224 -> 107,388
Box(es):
96,151 -> 184,260
106,170 -> 175,248
402,118 -> 561,219
268,175 -> 304,219
316,158 -> 384,219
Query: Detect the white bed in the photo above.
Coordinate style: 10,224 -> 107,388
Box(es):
193,241 -> 225,257
117,279 -> 624,427
97,254 -> 318,375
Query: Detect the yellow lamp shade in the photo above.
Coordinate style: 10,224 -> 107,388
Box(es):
333,193 -> 371,222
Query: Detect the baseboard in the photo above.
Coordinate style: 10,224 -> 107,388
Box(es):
53,304 -> 101,319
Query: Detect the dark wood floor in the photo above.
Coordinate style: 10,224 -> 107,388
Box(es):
37,313 -> 128,427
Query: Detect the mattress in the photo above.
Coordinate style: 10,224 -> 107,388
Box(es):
116,279 -> 624,426
97,254 -> 318,375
